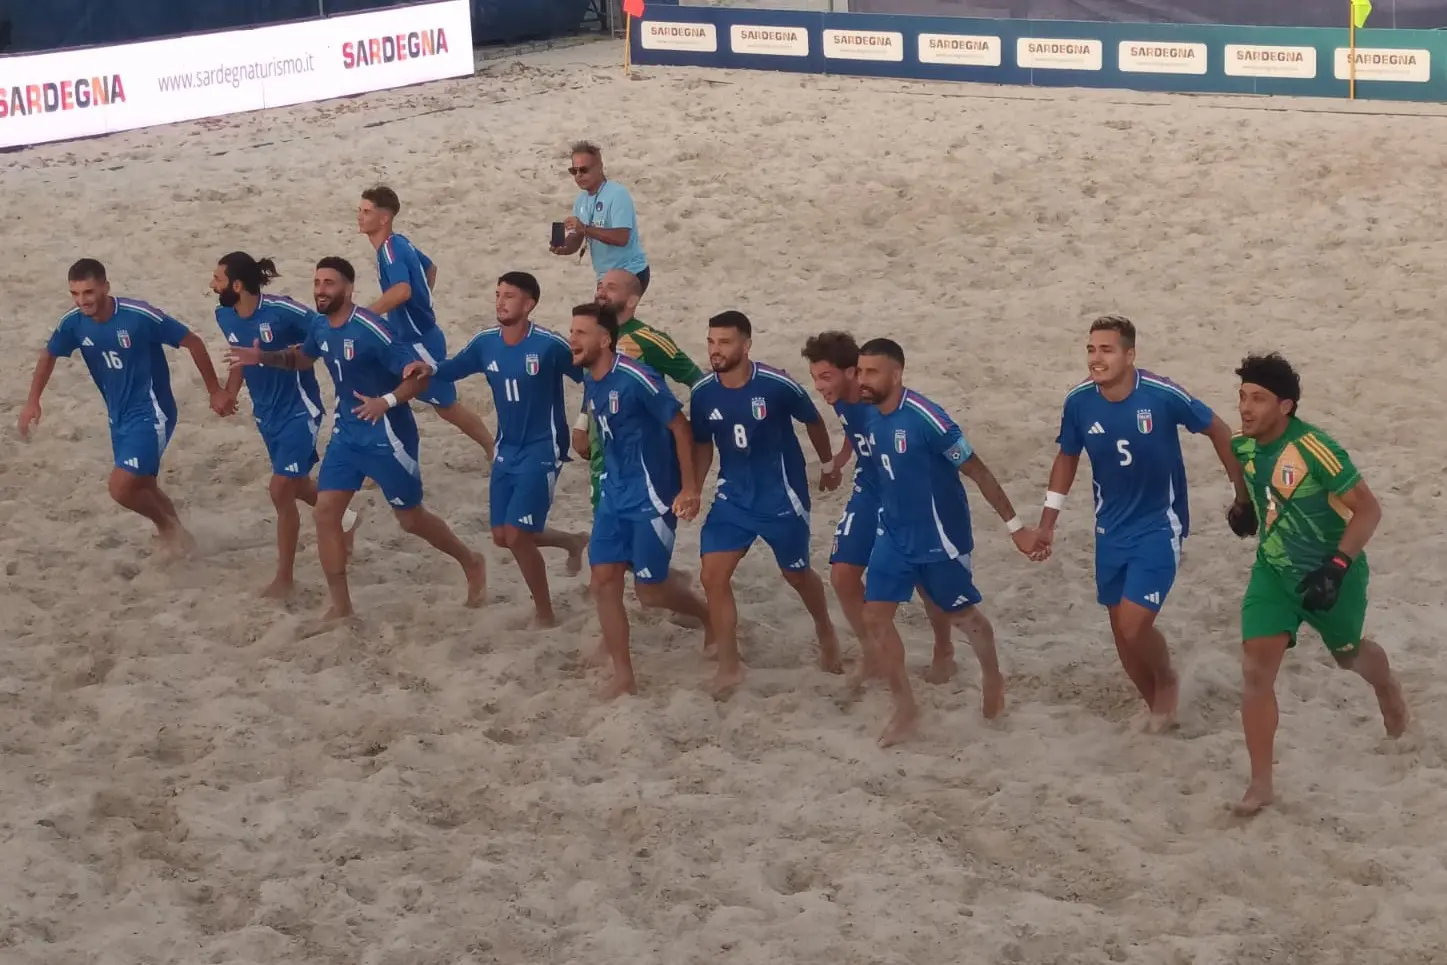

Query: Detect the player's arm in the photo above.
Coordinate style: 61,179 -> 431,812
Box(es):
18,349 -> 61,441
1294,433 -> 1375,609
688,395 -> 715,489
368,247 -> 415,316
1202,414 -> 1250,505
177,332 -> 224,397
234,343 -> 315,371
958,452 -> 1030,545
417,248 -> 438,289
583,191 -> 636,248
572,402 -> 592,459
1033,398 -> 1085,558
670,412 -> 702,515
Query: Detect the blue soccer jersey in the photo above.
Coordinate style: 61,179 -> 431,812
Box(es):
689,361 -> 821,520
833,398 -> 880,499
1057,368 -> 1214,544
433,322 -> 582,474
870,389 -> 976,564
46,296 -> 189,427
376,233 -> 437,340
583,354 -> 682,520
215,294 -> 324,431
303,306 -> 419,448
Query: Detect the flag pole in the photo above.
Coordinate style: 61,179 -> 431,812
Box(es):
1349,12 -> 1357,100
625,13 -> 633,75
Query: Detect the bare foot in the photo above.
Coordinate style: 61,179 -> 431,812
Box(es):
302,605 -> 354,637
1147,669 -> 1180,733
877,704 -> 920,747
818,639 -> 844,676
259,578 -> 295,600
596,672 -> 638,700
156,527 -> 197,562
1127,706 -> 1154,733
463,552 -> 487,608
981,671 -> 1006,720
1379,679 -> 1410,738
702,642 -> 719,661
846,652 -> 878,695
923,658 -> 958,685
531,610 -> 559,630
1232,782 -> 1274,817
583,641 -> 610,667
709,663 -> 746,700
565,535 -> 588,577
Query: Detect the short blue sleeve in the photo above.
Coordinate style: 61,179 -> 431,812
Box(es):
46,317 -> 79,357
416,248 -> 434,272
155,310 -> 190,348
786,380 -> 821,425
433,335 -> 485,383
1057,392 -> 1084,457
281,311 -> 314,347
383,336 -> 420,377
379,243 -> 413,291
643,379 -> 682,427
302,318 -> 323,359
554,339 -> 584,384
601,185 -> 637,230
689,384 -> 712,442
909,396 -> 972,466
1154,378 -> 1214,434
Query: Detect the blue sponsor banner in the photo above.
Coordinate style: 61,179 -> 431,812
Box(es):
631,6 -> 1447,102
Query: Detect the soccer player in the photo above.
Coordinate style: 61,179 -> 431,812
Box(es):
690,311 -> 842,694
1226,352 -> 1408,816
19,258 -> 229,557
801,331 -> 959,688
212,251 -> 361,597
357,185 -> 496,460
551,141 -> 651,291
402,271 -> 589,627
856,338 -> 1034,747
572,268 -> 703,511
225,257 -> 485,623
569,302 -> 712,699
1029,315 -> 1249,733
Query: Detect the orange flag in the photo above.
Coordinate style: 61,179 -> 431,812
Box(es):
623,0 -> 645,17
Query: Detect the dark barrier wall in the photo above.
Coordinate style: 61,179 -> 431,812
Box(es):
850,0 -> 1446,28
1,0 -> 593,54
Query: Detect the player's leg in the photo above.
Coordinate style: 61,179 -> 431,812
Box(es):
107,421 -> 189,552
1096,544 -> 1156,709
919,593 -> 958,685
314,443 -> 366,620
633,515 -> 711,644
491,471 -> 562,627
1309,560 -> 1409,738
862,538 -> 921,746
261,419 -> 323,598
379,451 -> 485,608
768,516 -> 842,676
918,557 -> 1004,719
1113,532 -> 1181,731
829,501 -> 879,687
414,336 -> 495,455
698,504 -> 754,690
586,507 -> 638,698
1234,563 -> 1302,815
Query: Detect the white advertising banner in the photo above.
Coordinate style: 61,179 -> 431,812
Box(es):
0,0 -> 475,149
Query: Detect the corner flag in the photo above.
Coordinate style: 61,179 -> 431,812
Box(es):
1352,0 -> 1372,28
624,0 -> 645,18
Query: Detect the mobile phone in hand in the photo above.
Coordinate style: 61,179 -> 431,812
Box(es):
551,221 -> 566,248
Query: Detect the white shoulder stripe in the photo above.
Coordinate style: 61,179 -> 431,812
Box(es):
756,367 -> 806,395
118,299 -> 165,322
461,326 -> 501,355
690,372 -> 718,395
534,326 -> 570,348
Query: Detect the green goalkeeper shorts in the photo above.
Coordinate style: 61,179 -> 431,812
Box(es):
1240,557 -> 1369,656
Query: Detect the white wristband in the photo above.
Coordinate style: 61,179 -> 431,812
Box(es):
1005,515 -> 1025,534
573,411 -> 591,431
383,392 -> 398,409
1045,490 -> 1067,511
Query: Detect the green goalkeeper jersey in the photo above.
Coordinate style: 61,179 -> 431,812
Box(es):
1232,417 -> 1364,582
587,317 -> 704,503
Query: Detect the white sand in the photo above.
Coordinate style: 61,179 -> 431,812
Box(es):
3,37 -> 1447,965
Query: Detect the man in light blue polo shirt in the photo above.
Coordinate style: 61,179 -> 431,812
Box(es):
552,140 -> 652,294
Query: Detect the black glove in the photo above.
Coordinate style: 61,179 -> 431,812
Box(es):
1227,499 -> 1257,538
1297,553 -> 1351,612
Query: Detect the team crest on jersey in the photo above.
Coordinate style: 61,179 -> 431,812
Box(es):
525,353 -> 540,376
595,201 -> 604,213
116,330 -> 131,349
259,322 -> 273,342
1136,409 -> 1153,434
608,390 -> 620,414
751,397 -> 767,421
894,428 -> 908,454
343,339 -> 355,361
1279,465 -> 1296,486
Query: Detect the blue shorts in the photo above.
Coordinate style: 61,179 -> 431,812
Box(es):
261,415 -> 320,478
490,468 -> 558,533
411,327 -> 457,408
318,436 -> 423,510
1095,530 -> 1180,612
700,499 -> 812,571
589,504 -> 676,584
111,414 -> 175,477
828,492 -> 879,567
864,534 -> 982,613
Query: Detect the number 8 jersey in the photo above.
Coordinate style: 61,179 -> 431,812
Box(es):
1057,369 -> 1214,545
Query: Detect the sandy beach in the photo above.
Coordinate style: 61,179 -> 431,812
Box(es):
3,34 -> 1447,965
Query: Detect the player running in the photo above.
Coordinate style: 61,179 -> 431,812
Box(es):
856,338 -> 1034,746
802,331 -> 959,689
569,302 -> 712,699
212,252 -> 360,597
226,257 -> 485,623
1226,352 -> 1408,816
19,258 -> 229,557
357,185 -> 496,460
573,268 -> 704,511
403,271 -> 589,627
690,311 -> 842,694
1029,315 -> 1248,732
